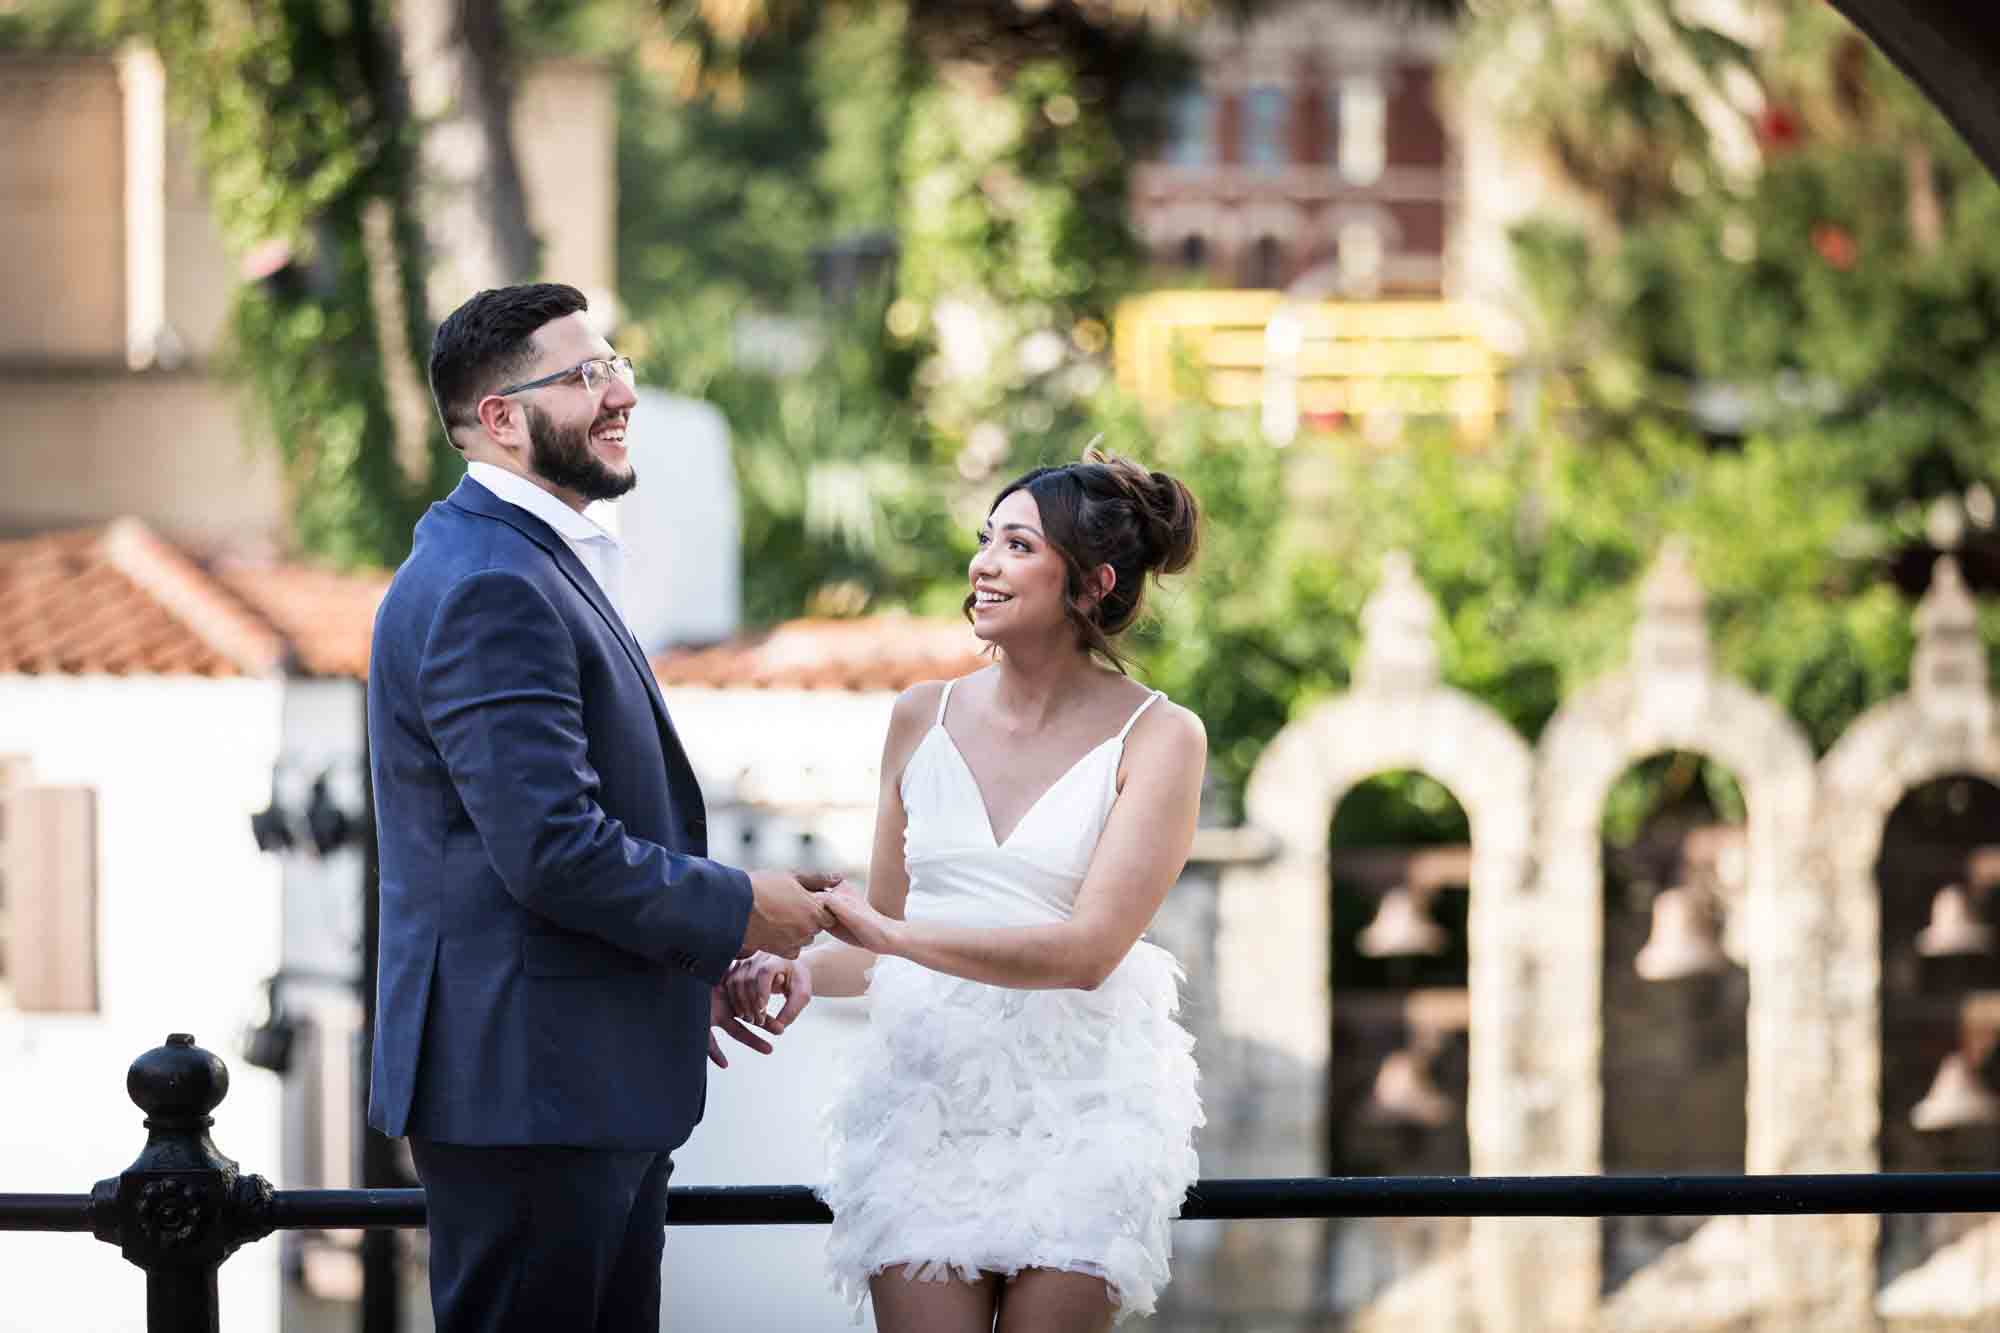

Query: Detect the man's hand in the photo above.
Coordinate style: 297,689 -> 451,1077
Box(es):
707,986 -> 772,1069
723,951 -> 814,1034
739,869 -> 842,959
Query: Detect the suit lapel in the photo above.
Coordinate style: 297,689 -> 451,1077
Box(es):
447,479 -> 694,778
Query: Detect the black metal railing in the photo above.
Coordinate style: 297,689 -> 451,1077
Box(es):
5,1034 -> 1999,1331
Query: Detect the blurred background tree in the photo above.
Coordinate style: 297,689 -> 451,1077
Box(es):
1473,0 -> 2000,597
13,0 -> 1998,815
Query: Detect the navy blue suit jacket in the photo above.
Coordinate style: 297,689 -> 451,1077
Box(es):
366,476 -> 752,1150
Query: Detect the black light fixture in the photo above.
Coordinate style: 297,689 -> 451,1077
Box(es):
252,767 -> 367,858
305,774 -> 355,857
249,779 -> 294,854
241,975 -> 297,1076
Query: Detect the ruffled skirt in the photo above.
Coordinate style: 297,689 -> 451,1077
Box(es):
819,942 -> 1202,1324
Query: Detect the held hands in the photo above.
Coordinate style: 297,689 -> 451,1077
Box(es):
711,867 -> 836,1070
709,951 -> 814,1068
821,886 -> 903,956
740,869 -> 843,959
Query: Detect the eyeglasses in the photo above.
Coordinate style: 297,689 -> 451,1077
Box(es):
492,355 -> 635,398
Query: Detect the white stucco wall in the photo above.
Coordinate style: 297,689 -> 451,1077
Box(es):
605,389 -> 742,654
0,674 -> 286,1333
660,686 -> 893,1327
664,1000 -> 874,1329
666,687 -> 900,877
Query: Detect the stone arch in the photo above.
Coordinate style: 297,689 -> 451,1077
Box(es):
1512,541 -> 1816,1332
1214,552 -> 1533,1174
1789,556 -> 2000,1330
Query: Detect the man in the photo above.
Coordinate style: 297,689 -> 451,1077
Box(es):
366,282 -> 833,1332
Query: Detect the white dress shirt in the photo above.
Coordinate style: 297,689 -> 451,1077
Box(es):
466,461 -> 629,630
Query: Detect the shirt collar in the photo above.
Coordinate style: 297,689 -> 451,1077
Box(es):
466,460 -> 617,546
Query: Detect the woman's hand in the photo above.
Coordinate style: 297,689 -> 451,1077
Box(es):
723,951 -> 814,1033
824,887 -> 905,956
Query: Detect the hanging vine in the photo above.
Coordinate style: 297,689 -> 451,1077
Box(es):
115,0 -> 456,568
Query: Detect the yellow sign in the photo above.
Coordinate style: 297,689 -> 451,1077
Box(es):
1113,291 -> 1505,442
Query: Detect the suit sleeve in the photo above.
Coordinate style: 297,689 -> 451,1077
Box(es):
416,567 -> 752,983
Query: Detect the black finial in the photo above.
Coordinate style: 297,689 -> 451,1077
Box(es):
128,1034 -> 229,1129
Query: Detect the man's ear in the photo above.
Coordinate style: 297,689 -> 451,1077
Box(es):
474,393 -> 523,447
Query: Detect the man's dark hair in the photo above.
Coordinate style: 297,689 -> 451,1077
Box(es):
429,283 -> 589,443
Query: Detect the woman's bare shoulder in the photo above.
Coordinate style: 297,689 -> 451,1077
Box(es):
1127,693 -> 1207,763
881,672 -> 981,772
889,670 -> 984,730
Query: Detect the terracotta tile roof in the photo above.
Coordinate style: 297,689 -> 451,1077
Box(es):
654,615 -> 988,692
0,519 -> 385,680
212,560 -> 390,680
1,521 -> 981,691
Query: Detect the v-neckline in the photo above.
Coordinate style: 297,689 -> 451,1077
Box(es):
932,723 -> 1118,850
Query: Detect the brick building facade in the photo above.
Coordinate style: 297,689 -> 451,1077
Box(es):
1129,2 -> 1457,297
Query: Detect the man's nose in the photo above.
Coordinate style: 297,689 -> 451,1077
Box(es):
604,375 -> 637,411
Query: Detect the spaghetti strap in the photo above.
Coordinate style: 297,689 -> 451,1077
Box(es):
1115,690 -> 1165,742
936,678 -> 958,728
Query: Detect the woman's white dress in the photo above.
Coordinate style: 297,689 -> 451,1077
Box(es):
820,681 -> 1203,1323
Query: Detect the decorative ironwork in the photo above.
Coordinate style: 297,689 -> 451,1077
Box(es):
133,1179 -> 207,1249
3,1037 -> 2000,1329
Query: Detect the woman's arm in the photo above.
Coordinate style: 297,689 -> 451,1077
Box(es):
726,682 -> 935,1023
825,702 -> 1206,991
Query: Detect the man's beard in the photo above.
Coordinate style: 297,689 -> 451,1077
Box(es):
526,403 -> 637,503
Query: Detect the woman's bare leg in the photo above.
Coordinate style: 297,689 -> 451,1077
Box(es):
995,1268 -> 1117,1333
869,1264 -> 1003,1333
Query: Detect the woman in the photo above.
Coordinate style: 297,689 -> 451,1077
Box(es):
727,449 -> 1208,1332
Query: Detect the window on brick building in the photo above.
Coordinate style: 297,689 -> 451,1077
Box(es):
1339,77 -> 1387,185
1166,89 -> 1212,167
1244,86 -> 1288,173
1246,235 -> 1284,289
1178,234 -> 1208,271
0,764 -> 100,1014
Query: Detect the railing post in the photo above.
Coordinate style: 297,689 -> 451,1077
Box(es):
87,1034 -> 276,1333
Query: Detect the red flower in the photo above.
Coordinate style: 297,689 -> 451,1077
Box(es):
1811,222 -> 1858,270
1756,105 -> 1801,152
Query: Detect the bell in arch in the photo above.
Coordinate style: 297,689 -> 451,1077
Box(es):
1911,1052 -> 2000,1132
1368,1045 -> 1455,1129
1635,886 -> 1727,981
1358,885 -> 1448,958
1915,884 -> 1994,957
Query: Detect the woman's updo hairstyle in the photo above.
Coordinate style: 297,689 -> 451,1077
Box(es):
970,445 -> 1200,671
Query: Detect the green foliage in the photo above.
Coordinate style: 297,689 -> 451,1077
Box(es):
1331,772 -> 1472,848
896,58 -> 1140,447
616,16 -> 834,339
615,2 -> 1171,626
666,294 -> 961,626
1490,5 -> 2000,592
1327,0 -> 2000,837
111,0 -> 453,568
1072,404 -> 1920,810
0,0 -> 105,48
1601,751 -> 1746,849
811,4 -> 913,233
603,0 -> 1977,835
603,0 -> 1944,826
1518,144 -> 2000,501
